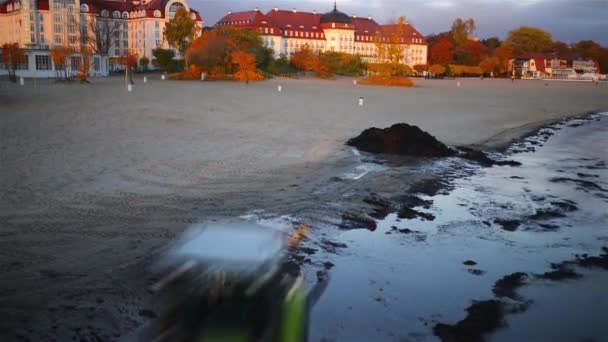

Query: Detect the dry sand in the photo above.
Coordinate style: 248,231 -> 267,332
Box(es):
0,76 -> 607,340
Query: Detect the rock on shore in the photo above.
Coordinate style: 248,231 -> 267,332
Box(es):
347,123 -> 456,157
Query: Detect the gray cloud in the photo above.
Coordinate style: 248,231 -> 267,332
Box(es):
190,0 -> 608,45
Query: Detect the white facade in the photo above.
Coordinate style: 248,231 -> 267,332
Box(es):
1,0 -> 203,74
0,48 -> 109,77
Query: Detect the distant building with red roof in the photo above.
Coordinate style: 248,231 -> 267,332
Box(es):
216,4 -> 428,67
511,52 -> 600,79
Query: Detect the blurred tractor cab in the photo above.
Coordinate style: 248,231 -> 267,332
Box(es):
131,222 -> 327,342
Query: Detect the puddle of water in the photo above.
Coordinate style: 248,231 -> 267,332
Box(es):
309,114 -> 608,341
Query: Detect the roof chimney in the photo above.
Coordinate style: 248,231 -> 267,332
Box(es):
255,7 -> 259,11
313,10 -> 316,14
273,7 -> 278,11
368,15 -> 372,20
292,8 -> 297,13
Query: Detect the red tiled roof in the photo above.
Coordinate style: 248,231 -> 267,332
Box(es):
265,9 -> 323,31
352,17 -> 380,35
217,9 -> 281,35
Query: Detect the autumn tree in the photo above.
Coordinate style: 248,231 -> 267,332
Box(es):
187,27 -> 270,77
120,51 -> 138,84
374,16 -> 409,76
451,18 -> 476,48
50,45 -> 73,80
78,46 -> 93,83
454,40 -> 485,66
431,36 -> 454,65
85,17 -> 119,54
291,46 -> 316,72
493,45 -> 514,74
429,64 -> 446,76
152,48 -> 176,72
1,43 -> 26,83
231,51 -> 263,83
140,56 -> 150,71
479,57 -> 500,76
164,8 -> 198,65
504,26 -> 553,56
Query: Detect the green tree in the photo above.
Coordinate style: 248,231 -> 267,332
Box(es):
504,26 -> 553,56
482,37 -> 501,54
451,18 -> 476,48
152,48 -> 175,72
164,8 -> 198,65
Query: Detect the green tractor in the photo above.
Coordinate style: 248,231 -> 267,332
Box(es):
130,222 -> 328,342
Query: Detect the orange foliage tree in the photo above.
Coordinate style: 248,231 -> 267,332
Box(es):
231,51 -> 263,83
291,46 -> 316,72
78,46 -> 93,83
431,37 -> 454,65
120,51 -> 138,84
50,45 -> 73,80
429,64 -> 446,76
493,45 -> 513,74
479,57 -> 501,76
1,42 -> 27,83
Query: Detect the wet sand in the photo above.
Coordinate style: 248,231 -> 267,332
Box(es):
0,76 -> 607,340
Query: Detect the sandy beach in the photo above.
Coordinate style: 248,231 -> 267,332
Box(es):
1,76 -> 607,341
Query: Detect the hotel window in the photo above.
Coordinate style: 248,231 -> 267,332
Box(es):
93,57 -> 100,71
35,55 -> 51,70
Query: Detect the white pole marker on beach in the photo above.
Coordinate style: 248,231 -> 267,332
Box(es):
19,77 -> 24,86
161,74 -> 165,80
143,76 -> 147,83
359,97 -> 364,106
353,80 -> 357,85
457,81 -> 461,87
278,85 -> 282,92
127,84 -> 133,92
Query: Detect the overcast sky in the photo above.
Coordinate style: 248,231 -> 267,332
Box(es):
189,0 -> 608,45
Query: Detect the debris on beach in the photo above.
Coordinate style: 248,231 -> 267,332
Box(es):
433,300 -> 504,342
494,219 -> 521,231
340,211 -> 378,231
347,123 -> 456,157
363,194 -> 392,220
457,147 -> 522,167
493,272 -> 528,299
346,123 -> 521,167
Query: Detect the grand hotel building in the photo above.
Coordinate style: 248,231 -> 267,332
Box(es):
216,4 -> 428,67
0,0 -> 202,77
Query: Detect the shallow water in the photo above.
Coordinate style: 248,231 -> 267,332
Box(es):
307,114 -> 608,341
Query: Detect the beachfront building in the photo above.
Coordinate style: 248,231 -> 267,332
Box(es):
215,4 -> 428,67
511,52 -> 600,80
0,0 -> 203,77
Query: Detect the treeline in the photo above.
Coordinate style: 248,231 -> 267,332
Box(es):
427,18 -> 608,76
156,26 -> 367,81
